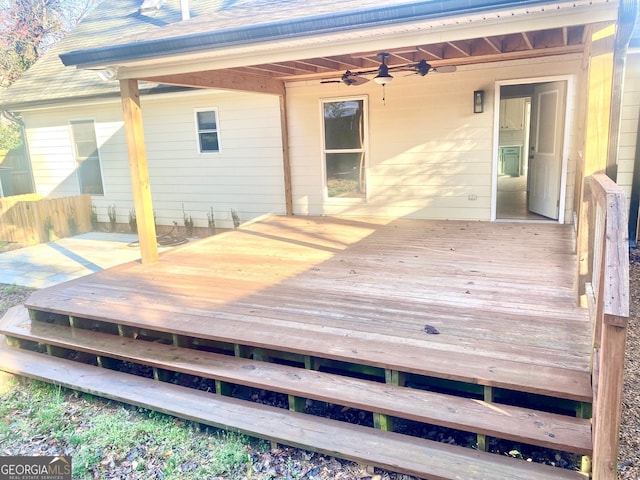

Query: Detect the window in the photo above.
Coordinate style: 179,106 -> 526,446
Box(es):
70,120 -> 104,195
195,109 -> 220,153
322,99 -> 366,198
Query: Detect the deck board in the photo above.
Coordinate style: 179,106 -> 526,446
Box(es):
26,216 -> 591,401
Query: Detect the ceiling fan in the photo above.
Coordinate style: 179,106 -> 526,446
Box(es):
320,52 -> 457,86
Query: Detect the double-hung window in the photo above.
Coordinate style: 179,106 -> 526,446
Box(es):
70,120 -> 104,195
322,98 -> 367,198
195,109 -> 220,153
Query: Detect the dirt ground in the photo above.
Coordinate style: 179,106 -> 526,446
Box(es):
618,255 -> 640,480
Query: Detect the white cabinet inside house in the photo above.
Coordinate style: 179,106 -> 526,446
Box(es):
499,98 -> 525,130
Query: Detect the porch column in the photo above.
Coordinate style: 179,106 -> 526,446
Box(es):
120,79 -> 158,264
279,92 -> 293,215
576,23 -> 616,295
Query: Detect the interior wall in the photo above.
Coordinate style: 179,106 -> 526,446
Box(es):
286,54 -> 586,222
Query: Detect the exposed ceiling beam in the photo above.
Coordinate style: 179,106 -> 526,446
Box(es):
280,43 -> 585,82
521,32 -> 534,49
417,45 -> 443,60
562,27 -> 569,46
483,37 -> 503,54
447,41 -> 471,57
140,71 -> 285,95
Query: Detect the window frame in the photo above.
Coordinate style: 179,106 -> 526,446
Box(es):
320,96 -> 369,201
194,108 -> 221,154
69,119 -> 105,196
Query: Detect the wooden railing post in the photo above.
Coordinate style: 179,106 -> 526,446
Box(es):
588,173 -> 629,480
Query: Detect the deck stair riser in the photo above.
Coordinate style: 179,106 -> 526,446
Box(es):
1,306 -> 592,458
24,291 -> 593,403
0,339 -> 587,480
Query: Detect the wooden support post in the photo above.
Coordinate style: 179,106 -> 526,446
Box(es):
279,93 -> 293,215
477,386 -> 495,452
576,23 -> 615,297
172,333 -> 192,348
288,395 -> 306,413
45,344 -> 67,358
120,79 -> 158,264
592,317 -> 627,479
117,324 -> 139,338
575,397 -> 593,465
374,369 -> 405,432
234,344 -> 249,358
5,336 -> 25,348
304,355 -> 315,370
215,379 -> 232,396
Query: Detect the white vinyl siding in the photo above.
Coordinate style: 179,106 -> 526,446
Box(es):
618,53 -> 640,208
287,54 -> 585,222
23,90 -> 285,229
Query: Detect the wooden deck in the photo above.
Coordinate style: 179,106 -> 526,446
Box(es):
0,216 -> 594,479
26,216 -> 591,396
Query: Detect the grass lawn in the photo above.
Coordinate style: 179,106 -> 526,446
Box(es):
0,376 -> 263,479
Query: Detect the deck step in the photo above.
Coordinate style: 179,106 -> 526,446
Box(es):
25,291 -> 593,402
0,305 -> 592,456
0,338 -> 587,480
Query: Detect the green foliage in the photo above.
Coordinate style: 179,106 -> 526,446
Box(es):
67,206 -> 77,235
90,205 -> 98,230
0,121 -> 22,150
182,203 -> 194,236
0,379 -> 257,479
128,209 -> 137,233
43,215 -> 53,240
231,209 -> 241,228
0,0 -> 101,87
207,206 -> 216,234
107,204 -> 116,232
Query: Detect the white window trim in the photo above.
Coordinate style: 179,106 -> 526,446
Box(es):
194,107 -> 221,154
320,96 -> 369,202
69,118 -> 106,197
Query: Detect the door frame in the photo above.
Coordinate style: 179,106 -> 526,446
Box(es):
491,74 -> 575,223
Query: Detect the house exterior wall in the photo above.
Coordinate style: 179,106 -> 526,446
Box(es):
618,52 -> 640,208
286,54 -> 586,223
22,90 -> 286,229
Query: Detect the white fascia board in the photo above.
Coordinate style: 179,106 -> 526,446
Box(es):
113,0 -> 617,79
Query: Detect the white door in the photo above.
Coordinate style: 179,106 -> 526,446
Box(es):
528,81 -> 567,219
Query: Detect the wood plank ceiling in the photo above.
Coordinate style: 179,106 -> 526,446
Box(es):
230,25 -> 588,82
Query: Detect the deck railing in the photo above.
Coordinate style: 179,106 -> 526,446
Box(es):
586,173 -> 630,479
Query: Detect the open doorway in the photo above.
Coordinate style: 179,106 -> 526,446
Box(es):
495,81 -> 567,221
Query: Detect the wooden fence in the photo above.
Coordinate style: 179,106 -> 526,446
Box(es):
585,173 -> 630,479
0,194 -> 93,244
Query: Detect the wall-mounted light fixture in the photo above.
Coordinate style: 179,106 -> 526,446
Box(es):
473,90 -> 484,113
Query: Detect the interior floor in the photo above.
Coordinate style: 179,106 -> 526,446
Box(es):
496,174 -> 551,221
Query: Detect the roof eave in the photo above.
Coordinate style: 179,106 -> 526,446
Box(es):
59,0 -> 593,68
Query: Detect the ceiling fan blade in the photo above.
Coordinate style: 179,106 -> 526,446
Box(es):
320,79 -> 341,84
348,76 -> 369,86
433,65 -> 457,73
